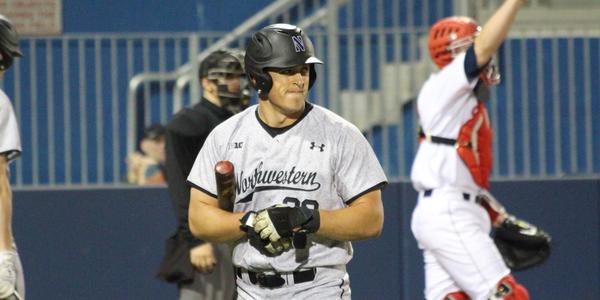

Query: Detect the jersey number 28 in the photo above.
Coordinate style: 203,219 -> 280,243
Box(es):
283,197 -> 319,210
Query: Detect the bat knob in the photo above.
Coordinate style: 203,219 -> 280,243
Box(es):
215,160 -> 234,174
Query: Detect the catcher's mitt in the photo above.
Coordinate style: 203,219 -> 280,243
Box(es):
493,215 -> 551,271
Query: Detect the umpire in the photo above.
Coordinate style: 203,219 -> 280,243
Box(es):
157,49 -> 250,299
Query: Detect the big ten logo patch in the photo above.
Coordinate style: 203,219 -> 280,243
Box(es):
228,141 -> 243,150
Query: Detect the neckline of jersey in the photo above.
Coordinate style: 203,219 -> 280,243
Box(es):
255,102 -> 314,138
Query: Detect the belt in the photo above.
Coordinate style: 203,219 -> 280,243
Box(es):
423,189 -> 476,202
235,267 -> 316,288
418,128 -> 472,148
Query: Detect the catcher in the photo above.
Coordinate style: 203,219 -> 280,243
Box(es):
409,0 -> 550,299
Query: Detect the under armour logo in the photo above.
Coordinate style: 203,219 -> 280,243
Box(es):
292,36 -> 305,52
309,142 -> 325,152
233,142 -> 243,149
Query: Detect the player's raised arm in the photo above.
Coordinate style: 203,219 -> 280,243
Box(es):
474,0 -> 526,66
188,187 -> 246,243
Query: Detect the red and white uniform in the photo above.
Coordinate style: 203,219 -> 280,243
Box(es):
410,51 -> 509,299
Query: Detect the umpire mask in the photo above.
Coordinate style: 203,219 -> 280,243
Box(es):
201,49 -> 251,114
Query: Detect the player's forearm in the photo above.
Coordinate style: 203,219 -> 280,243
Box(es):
0,159 -> 14,250
316,193 -> 384,241
188,199 -> 246,243
475,0 -> 525,65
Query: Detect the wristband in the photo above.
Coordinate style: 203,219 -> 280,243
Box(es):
239,211 -> 256,232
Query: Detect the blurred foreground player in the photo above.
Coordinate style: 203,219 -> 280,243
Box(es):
0,14 -> 25,300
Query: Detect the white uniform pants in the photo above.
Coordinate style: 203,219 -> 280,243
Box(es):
411,189 -> 509,300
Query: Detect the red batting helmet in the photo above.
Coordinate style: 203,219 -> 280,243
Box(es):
428,16 -> 479,69
428,16 -> 500,86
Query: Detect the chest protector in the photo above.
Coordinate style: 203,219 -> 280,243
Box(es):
456,101 -> 493,189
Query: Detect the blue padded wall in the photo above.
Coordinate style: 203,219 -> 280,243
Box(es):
13,179 -> 600,299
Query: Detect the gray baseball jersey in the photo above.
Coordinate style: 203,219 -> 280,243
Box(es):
0,89 -> 21,162
187,102 -> 387,272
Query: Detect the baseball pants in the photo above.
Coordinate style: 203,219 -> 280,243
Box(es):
411,189 -> 509,300
235,265 -> 350,300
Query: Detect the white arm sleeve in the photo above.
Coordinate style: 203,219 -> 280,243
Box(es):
0,93 -> 21,162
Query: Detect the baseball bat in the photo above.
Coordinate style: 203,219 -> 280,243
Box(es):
215,160 -> 235,212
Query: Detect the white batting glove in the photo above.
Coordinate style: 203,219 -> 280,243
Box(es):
263,237 -> 291,254
254,207 -> 285,243
0,251 -> 19,300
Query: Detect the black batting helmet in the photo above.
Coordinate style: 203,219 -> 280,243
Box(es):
0,15 -> 22,71
245,23 -> 322,97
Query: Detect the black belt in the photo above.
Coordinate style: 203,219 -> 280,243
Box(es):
418,128 -> 472,148
235,267 -> 316,288
423,189 -> 473,201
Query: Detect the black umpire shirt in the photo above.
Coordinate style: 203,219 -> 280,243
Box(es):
165,97 -> 233,248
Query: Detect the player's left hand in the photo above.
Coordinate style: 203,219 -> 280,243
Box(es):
254,205 -> 320,243
494,215 -> 551,271
190,243 -> 217,273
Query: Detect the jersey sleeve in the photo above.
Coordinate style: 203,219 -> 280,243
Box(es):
0,97 -> 22,163
439,51 -> 477,93
334,125 -> 388,204
417,51 -> 479,126
186,128 -> 220,198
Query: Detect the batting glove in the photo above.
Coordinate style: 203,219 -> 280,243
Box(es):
254,205 -> 320,244
240,210 -> 291,255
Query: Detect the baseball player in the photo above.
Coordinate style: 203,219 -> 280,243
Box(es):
0,15 -> 25,300
157,49 -> 250,299
187,24 -> 387,299
410,1 -> 529,299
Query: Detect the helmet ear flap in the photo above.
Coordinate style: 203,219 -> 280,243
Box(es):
251,64 -> 317,98
253,71 -> 272,98
308,64 -> 317,90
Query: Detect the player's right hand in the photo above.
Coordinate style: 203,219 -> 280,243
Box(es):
254,205 -> 320,242
190,243 -> 217,273
254,205 -> 294,243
